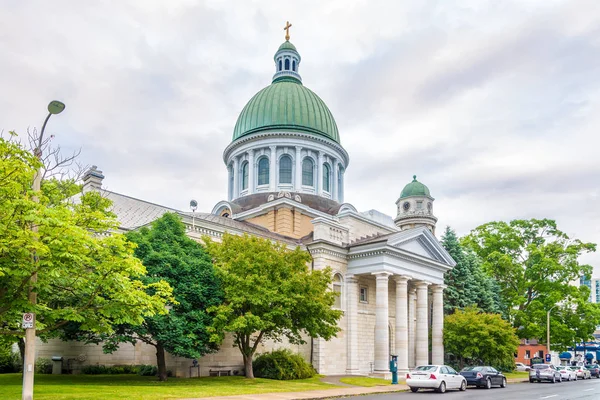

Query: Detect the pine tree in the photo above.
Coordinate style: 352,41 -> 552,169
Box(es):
441,227 -> 503,315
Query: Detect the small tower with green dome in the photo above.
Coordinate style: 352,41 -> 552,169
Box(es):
394,175 -> 437,234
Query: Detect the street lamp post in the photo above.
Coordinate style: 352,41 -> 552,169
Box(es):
547,305 -> 558,361
22,101 -> 65,400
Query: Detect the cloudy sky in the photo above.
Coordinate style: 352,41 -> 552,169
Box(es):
2,0 -> 599,272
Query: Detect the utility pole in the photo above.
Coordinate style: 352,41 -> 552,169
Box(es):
546,305 -> 557,362
22,100 -> 65,400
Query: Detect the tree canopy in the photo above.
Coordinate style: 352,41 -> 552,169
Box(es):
103,213 -> 222,381
444,307 -> 519,371
204,233 -> 342,378
462,218 -> 597,345
0,134 -> 173,342
441,227 -> 503,315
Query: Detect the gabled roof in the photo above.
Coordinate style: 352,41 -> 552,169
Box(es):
348,226 -> 456,267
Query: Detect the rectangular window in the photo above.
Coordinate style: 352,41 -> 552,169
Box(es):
538,350 -> 544,358
525,350 -> 530,359
416,201 -> 423,209
359,286 -> 368,303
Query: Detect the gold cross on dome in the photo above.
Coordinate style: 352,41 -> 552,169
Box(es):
284,21 -> 292,41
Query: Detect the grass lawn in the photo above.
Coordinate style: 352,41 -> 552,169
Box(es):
0,374 -> 342,400
339,376 -> 394,387
504,371 -> 529,380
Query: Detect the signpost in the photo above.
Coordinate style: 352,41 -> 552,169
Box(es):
22,313 -> 34,329
545,353 -> 551,363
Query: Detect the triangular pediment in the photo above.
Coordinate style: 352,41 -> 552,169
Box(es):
387,227 -> 456,267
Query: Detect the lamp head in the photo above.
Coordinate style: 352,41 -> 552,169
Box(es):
48,100 -> 65,115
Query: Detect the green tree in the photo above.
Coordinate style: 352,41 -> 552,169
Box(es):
441,227 -> 503,315
204,233 -> 342,378
444,307 -> 519,371
102,213 -> 222,381
0,135 -> 173,343
462,219 -> 597,343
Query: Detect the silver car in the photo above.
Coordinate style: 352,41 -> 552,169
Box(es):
529,364 -> 562,383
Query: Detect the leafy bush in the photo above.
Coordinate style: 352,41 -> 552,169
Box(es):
35,358 -> 53,374
82,364 -> 138,375
136,364 -> 158,376
0,343 -> 20,373
253,349 -> 315,380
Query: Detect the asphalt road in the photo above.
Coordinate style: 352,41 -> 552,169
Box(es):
343,378 -> 600,400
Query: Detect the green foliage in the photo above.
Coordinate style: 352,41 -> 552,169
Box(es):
81,364 -> 159,375
103,213 -> 222,381
205,233 -> 342,378
0,342 -> 20,373
444,307 -> 519,372
35,358 -> 52,374
441,227 -> 504,315
253,349 -> 315,380
0,135 -> 174,341
462,219 -> 597,346
136,364 -> 158,376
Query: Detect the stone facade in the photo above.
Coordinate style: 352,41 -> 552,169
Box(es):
37,35 -> 456,378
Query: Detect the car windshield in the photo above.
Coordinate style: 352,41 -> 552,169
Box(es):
532,365 -> 549,370
556,367 -> 565,370
415,366 -> 437,371
461,366 -> 484,372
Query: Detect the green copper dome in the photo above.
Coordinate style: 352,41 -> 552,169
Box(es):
277,40 -> 297,52
400,175 -> 431,198
232,77 -> 340,143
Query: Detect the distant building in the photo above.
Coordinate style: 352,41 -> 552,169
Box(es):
515,339 -> 546,365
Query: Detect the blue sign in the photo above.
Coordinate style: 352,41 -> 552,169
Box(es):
545,354 -> 551,362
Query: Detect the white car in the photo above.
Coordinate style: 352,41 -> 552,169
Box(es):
556,366 -> 578,381
573,366 -> 592,379
515,362 -> 531,372
406,365 -> 467,393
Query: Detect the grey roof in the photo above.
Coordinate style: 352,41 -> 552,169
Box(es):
359,209 -> 397,229
100,190 -> 179,229
75,189 -> 303,245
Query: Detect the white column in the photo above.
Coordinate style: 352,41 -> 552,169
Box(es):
317,151 -> 323,195
394,276 -> 410,373
431,284 -> 446,365
332,159 -> 338,201
346,275 -> 359,374
408,286 -> 416,368
232,157 -> 239,199
269,146 -> 277,191
295,146 -> 302,191
373,271 -> 392,373
415,281 -> 430,366
247,150 -> 255,195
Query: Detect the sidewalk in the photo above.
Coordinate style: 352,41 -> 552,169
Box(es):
180,384 -> 408,400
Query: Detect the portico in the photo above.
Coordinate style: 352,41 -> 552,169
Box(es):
345,227 -> 455,376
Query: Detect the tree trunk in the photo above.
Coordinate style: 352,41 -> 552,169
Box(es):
156,343 -> 168,381
244,353 -> 254,379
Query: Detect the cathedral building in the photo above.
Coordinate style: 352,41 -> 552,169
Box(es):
38,30 -> 455,377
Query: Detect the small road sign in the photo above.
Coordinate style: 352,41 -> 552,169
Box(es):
545,353 -> 551,362
22,313 -> 34,329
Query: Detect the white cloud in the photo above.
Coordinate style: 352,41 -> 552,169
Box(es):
1,0 -> 599,272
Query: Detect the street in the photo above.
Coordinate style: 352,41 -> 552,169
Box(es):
341,379 -> 600,400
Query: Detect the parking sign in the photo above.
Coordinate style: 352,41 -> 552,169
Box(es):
545,353 -> 551,362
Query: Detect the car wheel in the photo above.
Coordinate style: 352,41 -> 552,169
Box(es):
410,387 -> 418,393
567,375 -> 571,381
437,381 -> 446,393
559,375 -> 562,383
529,378 -> 534,383
460,380 -> 467,391
500,377 -> 507,388
552,376 -> 556,384
485,377 -> 492,389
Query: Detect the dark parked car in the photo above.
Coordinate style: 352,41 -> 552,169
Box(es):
459,366 -> 507,389
585,364 -> 600,378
